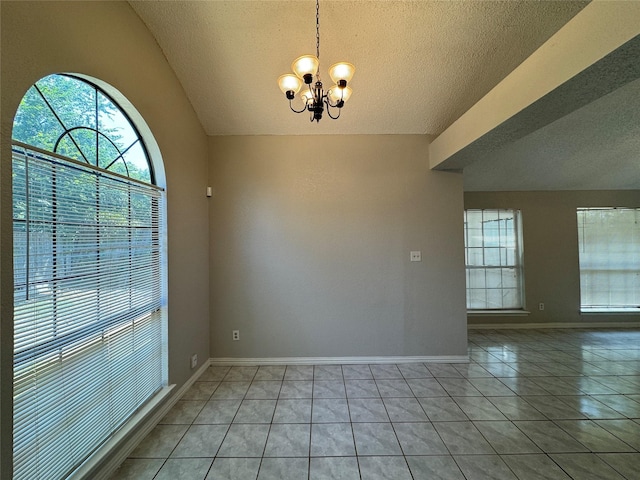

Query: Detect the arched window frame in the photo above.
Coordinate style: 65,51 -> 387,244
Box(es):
11,73 -> 168,480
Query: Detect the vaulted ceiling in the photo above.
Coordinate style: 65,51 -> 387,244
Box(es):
130,1 -> 640,191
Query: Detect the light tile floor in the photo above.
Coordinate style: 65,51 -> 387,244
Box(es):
110,328 -> 640,479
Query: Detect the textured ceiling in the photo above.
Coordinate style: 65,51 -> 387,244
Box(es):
463,76 -> 640,191
129,0 -> 588,136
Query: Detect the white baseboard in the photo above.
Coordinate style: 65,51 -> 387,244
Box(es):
469,322 -> 640,330
210,355 -> 469,365
83,359 -> 212,480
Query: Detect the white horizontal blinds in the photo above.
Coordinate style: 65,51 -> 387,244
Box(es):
12,145 -> 165,480
577,207 -> 640,310
464,209 -> 523,309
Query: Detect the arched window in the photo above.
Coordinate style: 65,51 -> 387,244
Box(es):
12,74 -> 166,480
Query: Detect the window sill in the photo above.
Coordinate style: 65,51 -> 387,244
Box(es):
580,309 -> 640,315
468,310 -> 531,316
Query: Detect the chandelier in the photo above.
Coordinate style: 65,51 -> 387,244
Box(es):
277,0 -> 355,122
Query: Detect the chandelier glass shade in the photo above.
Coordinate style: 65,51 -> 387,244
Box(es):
277,0 -> 355,122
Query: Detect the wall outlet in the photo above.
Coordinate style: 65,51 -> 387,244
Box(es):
190,354 -> 198,369
539,303 -> 545,311
410,251 -> 422,262
232,330 -> 240,341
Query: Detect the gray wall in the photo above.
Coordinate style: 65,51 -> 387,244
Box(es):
465,190 -> 640,325
209,135 -> 468,359
1,2 -> 210,475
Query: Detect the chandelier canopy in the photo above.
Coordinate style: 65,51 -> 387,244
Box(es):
277,0 -> 355,122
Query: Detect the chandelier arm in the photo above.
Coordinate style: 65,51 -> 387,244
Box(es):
289,99 -> 308,114
325,99 -> 341,120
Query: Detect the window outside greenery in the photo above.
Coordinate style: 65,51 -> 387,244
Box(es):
13,73 -> 151,182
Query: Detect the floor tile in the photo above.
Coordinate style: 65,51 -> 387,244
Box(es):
357,456 -> 412,480
577,377 -> 621,395
550,453 -> 627,479
109,459 -> 164,480
224,366 -> 258,381
591,376 -> 640,394
198,366 -> 230,382
129,424 -> 188,458
453,454 -> 518,480
594,419 -> 640,450
345,379 -> 380,398
487,396 -> 546,420
233,399 -> 276,423
154,458 -> 213,480
310,423 -> 356,456
438,378 -> 482,396
181,382 -> 220,401
555,420 -> 636,452
309,456 -> 360,480
313,380 -> 346,398
348,398 -> 390,422
406,378 -> 448,397
370,364 -> 403,379
522,395 -> 587,420
529,377 -> 584,396
314,365 -> 343,380
375,379 -> 414,397
352,422 -> 402,455
482,363 -> 519,378
257,457 -> 309,480
591,394 -> 640,417
272,398 -> 312,423
211,382 -> 251,400
342,364 -> 373,380
454,363 -> 493,378
513,420 -> 589,453
405,455 -> 465,480
284,365 -> 314,381
473,420 -> 541,454
171,424 -> 229,457
453,396 -> 507,420
418,396 -> 468,421
159,400 -> 206,424
217,424 -> 270,457
498,377 -> 552,396
382,397 -> 429,422
245,381 -> 282,399
194,399 -> 241,424
598,453 -> 640,480
427,364 -> 464,378
206,457 -> 260,479
264,424 -> 311,457
279,380 -> 313,399
254,366 -> 286,381
312,398 -> 350,422
554,395 -> 624,419
432,421 -> 494,454
393,422 -> 448,455
117,328 -> 640,480
501,454 -> 572,479
398,363 -> 432,378
468,377 -> 516,396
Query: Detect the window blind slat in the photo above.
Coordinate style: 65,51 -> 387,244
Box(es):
577,207 -> 640,310
13,145 -> 166,480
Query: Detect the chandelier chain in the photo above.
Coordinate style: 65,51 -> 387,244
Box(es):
316,0 -> 320,60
